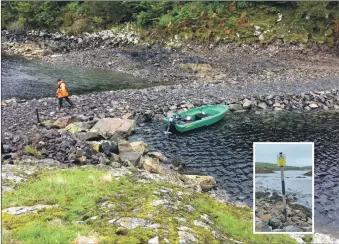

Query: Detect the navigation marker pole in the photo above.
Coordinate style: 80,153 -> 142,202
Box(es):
277,152 -> 287,222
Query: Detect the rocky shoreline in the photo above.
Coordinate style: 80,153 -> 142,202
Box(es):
2,29 -> 339,87
1,86 -> 339,168
255,191 -> 312,233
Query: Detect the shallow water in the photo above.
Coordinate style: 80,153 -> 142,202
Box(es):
130,110 -> 339,236
255,171 -> 312,209
1,55 -> 150,100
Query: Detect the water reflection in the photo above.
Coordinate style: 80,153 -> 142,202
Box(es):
1,55 -> 150,100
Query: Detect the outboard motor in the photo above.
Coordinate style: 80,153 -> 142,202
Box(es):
165,115 -> 177,134
169,115 -> 176,129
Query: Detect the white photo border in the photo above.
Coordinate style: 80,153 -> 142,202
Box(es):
253,142 -> 314,235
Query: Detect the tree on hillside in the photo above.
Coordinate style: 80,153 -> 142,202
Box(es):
1,1 -> 61,31
87,2 -> 136,28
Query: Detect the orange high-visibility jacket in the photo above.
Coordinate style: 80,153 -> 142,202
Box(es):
56,81 -> 69,98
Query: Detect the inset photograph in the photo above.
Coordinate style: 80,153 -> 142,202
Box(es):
254,142 -> 314,234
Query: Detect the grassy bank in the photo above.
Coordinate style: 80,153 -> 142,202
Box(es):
2,2 -> 339,46
1,166 -> 297,244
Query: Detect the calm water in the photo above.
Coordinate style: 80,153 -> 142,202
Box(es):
256,171 -> 312,209
1,56 -> 151,100
130,111 -> 339,237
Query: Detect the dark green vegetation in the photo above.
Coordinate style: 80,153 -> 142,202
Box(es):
2,1 -> 339,45
256,162 -> 312,172
1,167 -> 297,244
255,168 -> 274,174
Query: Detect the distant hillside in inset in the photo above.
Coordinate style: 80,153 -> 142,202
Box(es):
255,162 -> 312,172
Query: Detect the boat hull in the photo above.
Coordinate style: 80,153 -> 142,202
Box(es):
163,105 -> 229,133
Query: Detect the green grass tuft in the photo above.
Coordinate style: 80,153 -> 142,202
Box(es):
25,146 -> 41,156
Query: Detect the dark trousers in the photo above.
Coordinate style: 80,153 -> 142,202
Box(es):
59,96 -> 73,107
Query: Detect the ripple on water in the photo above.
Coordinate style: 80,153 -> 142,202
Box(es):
129,111 -> 339,236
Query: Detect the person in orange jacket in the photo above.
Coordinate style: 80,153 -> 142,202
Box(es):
56,79 -> 74,108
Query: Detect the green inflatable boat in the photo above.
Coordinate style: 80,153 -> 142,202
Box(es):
163,104 -> 229,133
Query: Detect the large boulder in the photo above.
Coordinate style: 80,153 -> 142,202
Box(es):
179,175 -> 216,192
79,131 -> 104,141
53,116 -> 73,129
228,103 -> 242,111
147,152 -> 167,162
100,140 -> 118,155
118,141 -> 149,154
141,156 -> 164,174
130,141 -> 149,154
118,140 -> 134,153
119,152 -> 142,166
92,118 -> 135,137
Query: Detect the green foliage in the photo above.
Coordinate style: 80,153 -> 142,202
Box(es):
268,7 -> 279,14
1,2 -> 61,31
7,20 -> 26,32
158,14 -> 173,28
60,2 -> 92,35
1,1 -> 339,45
237,2 -> 255,10
135,2 -> 172,28
87,2 -> 134,28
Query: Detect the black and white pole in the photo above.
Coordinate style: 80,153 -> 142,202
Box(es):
278,152 -> 287,222
281,165 -> 287,222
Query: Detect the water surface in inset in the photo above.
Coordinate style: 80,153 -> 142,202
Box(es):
256,171 -> 312,209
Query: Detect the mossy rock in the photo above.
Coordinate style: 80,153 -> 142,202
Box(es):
41,120 -> 54,127
61,123 -> 83,135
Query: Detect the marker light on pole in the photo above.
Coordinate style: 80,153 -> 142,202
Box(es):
277,152 -> 287,222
